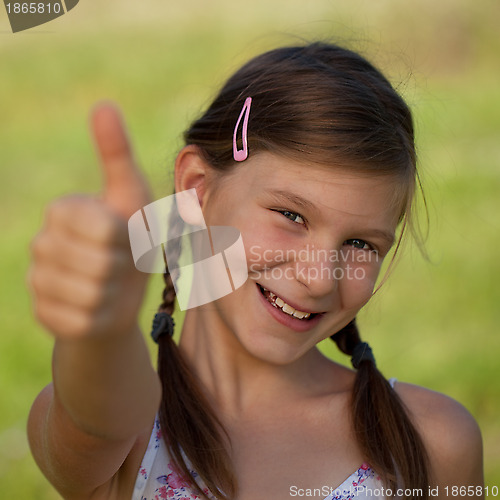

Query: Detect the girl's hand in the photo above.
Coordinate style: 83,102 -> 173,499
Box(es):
29,104 -> 152,339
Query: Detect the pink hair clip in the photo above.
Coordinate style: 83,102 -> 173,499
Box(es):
232,97 -> 252,162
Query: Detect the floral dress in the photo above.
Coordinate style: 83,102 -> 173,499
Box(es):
132,379 -> 397,500
132,417 -> 215,500
132,417 -> 387,500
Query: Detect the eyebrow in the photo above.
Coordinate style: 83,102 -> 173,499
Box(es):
265,189 -> 319,215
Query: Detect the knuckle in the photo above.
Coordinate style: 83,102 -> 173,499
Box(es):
30,232 -> 51,260
43,197 -> 129,249
28,267 -> 42,293
28,266 -> 50,297
33,298 -> 94,339
45,197 -> 72,222
44,198 -> 62,218
33,299 -> 52,330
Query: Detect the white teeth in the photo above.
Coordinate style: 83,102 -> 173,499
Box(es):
294,310 -> 309,319
261,286 -> 312,320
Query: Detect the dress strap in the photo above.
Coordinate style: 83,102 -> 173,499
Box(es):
132,415 -> 161,500
388,377 -> 397,389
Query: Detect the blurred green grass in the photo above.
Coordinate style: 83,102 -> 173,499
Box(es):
1,0 -> 499,497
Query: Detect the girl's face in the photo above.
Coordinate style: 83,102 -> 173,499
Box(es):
198,152 -> 402,365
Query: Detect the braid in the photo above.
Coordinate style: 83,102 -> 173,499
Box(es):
155,195 -> 236,500
331,320 -> 429,498
157,270 -> 174,314
157,195 -> 185,314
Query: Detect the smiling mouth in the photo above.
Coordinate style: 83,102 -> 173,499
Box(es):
257,284 -> 319,321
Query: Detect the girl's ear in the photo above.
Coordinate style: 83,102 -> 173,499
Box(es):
174,145 -> 212,209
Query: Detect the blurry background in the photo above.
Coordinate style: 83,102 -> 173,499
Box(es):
1,0 -> 499,496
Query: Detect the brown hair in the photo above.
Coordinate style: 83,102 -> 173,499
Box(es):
156,42 -> 429,499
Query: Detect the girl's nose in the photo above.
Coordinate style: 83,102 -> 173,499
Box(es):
292,245 -> 342,298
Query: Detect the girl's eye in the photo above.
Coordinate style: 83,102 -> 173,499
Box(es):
278,210 -> 306,225
344,239 -> 374,251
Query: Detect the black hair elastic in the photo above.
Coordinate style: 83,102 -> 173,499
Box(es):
351,341 -> 376,369
151,312 -> 175,343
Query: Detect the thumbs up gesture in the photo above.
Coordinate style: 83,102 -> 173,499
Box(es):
29,104 -> 152,339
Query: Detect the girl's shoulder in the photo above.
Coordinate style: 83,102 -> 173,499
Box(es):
391,381 -> 483,486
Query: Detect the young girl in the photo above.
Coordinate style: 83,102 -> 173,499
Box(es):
28,42 -> 484,500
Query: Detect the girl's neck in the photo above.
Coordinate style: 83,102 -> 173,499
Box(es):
178,307 -> 345,419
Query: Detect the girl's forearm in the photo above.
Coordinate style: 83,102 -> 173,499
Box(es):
52,324 -> 161,441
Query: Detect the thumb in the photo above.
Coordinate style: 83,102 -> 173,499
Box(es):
90,102 -> 151,218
